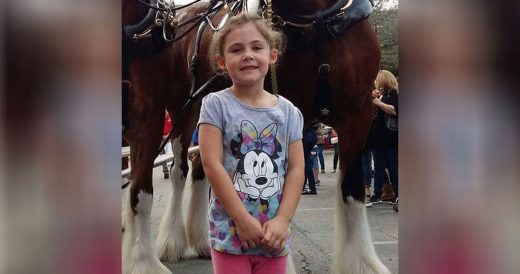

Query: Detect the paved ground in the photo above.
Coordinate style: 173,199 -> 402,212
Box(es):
126,149 -> 398,273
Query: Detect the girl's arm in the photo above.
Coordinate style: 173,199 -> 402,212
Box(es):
198,123 -> 264,249
262,140 -> 305,251
373,98 -> 397,116
276,140 -> 305,223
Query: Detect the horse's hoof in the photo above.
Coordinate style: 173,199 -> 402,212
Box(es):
193,245 -> 211,259
155,233 -> 187,263
124,259 -> 171,274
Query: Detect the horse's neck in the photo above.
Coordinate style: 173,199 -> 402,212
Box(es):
273,0 -> 333,15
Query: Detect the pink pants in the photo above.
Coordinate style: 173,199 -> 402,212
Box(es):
211,249 -> 288,274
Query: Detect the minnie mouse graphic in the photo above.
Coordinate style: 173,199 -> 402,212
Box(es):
230,120 -> 282,206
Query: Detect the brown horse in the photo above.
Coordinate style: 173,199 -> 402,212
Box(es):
123,0 -> 389,273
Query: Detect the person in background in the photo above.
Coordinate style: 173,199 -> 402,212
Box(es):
316,123 -> 326,174
366,70 -> 399,206
311,145 -> 320,186
330,129 -> 339,173
162,110 -> 173,179
361,151 -> 373,198
191,128 -> 199,146
302,124 -> 318,195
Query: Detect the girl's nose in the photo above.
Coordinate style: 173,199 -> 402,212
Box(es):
243,54 -> 254,61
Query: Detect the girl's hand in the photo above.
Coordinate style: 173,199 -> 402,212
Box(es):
261,216 -> 290,252
372,89 -> 381,99
372,97 -> 382,106
235,214 -> 264,250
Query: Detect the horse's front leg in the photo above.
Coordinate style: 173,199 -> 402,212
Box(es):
155,136 -> 188,262
333,120 -> 390,274
186,150 -> 211,258
123,112 -> 170,274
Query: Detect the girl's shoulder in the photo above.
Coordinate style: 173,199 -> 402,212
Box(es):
205,89 -> 230,100
202,89 -> 235,107
277,94 -> 303,118
275,94 -> 299,110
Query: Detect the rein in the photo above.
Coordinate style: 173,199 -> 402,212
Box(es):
156,74 -> 221,156
155,1 -> 242,156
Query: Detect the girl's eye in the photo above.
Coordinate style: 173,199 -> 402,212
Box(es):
228,47 -> 241,53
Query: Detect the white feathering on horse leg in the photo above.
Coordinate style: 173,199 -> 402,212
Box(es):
122,186 -> 129,231
186,175 -> 210,257
155,137 -> 187,262
122,190 -> 135,274
333,175 -> 391,274
123,191 -> 171,274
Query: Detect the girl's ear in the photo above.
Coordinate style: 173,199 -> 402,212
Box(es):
269,49 -> 278,65
216,54 -> 226,70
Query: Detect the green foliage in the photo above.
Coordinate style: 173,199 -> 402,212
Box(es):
369,0 -> 399,75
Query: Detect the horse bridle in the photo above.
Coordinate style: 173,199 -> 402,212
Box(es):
134,0 -> 205,12
126,0 -> 369,156
127,0 -> 369,40
126,0 -> 225,42
276,0 -> 353,25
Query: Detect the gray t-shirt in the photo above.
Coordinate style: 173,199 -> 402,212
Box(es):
197,88 -> 303,257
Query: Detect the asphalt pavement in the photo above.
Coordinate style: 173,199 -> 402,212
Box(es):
130,149 -> 398,273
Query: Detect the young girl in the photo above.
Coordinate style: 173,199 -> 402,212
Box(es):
197,13 -> 305,274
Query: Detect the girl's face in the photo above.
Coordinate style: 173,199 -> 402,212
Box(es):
216,22 -> 277,88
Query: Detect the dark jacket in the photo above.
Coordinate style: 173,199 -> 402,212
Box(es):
369,88 -> 398,148
302,126 -> 318,154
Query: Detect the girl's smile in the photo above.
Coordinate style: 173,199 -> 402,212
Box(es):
240,65 -> 259,71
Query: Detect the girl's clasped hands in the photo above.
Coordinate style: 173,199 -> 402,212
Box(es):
235,214 -> 289,252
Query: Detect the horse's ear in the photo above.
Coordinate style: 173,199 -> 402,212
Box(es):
269,49 -> 278,65
215,54 -> 226,70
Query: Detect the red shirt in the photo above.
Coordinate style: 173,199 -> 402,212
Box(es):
163,112 -> 172,137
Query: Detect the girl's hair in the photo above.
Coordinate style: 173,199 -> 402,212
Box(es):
375,70 -> 399,93
208,13 -> 286,73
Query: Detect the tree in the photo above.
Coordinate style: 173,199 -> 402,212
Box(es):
369,0 -> 399,75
